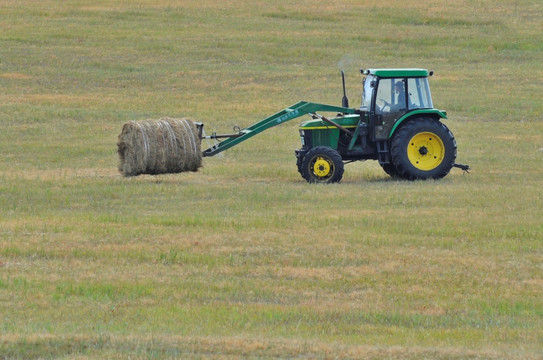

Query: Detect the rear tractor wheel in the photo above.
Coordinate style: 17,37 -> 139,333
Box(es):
391,118 -> 457,180
301,146 -> 344,183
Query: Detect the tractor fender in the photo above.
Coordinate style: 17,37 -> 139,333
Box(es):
388,109 -> 448,138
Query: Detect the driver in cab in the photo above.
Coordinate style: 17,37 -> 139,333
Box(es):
395,81 -> 408,110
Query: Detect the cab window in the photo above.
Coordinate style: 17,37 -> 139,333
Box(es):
375,78 -> 407,114
407,77 -> 433,109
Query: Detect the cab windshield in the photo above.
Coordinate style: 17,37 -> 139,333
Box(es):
360,74 -> 376,110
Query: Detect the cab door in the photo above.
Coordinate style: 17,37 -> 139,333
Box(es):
373,78 -> 408,140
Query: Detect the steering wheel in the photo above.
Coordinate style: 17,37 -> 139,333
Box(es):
378,98 -> 391,112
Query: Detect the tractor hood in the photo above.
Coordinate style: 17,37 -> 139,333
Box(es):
299,114 -> 360,130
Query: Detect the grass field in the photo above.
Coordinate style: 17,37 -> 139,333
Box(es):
1,0 -> 542,359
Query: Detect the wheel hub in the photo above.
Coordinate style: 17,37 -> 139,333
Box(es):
313,157 -> 332,178
407,132 -> 445,171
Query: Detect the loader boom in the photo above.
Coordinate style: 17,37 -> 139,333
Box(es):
202,101 -> 355,157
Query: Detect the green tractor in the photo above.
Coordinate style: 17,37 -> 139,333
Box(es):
295,68 -> 465,182
201,68 -> 468,183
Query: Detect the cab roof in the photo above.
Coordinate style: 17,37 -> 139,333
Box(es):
363,68 -> 430,78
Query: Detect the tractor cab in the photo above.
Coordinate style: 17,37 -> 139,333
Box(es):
359,68 -> 435,140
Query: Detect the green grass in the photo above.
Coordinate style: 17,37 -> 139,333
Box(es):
1,0 -> 543,358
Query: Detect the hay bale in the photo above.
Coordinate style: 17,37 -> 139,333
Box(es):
117,117 -> 202,177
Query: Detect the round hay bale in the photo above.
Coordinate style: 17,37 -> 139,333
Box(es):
117,117 -> 202,177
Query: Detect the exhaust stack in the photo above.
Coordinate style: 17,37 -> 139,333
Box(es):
341,70 -> 349,108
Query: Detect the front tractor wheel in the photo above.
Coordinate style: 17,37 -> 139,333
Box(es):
391,118 -> 457,180
301,146 -> 344,183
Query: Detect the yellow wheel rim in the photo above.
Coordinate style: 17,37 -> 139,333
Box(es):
407,132 -> 445,171
312,157 -> 332,178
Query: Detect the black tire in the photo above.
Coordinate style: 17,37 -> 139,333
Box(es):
301,146 -> 344,183
296,152 -> 305,177
391,118 -> 457,180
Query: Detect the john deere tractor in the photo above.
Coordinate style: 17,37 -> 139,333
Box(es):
294,68 -> 465,182
200,68 -> 467,183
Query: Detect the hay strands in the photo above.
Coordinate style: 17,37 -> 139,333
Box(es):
117,117 -> 203,177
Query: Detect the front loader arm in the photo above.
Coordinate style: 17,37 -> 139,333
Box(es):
202,101 -> 355,157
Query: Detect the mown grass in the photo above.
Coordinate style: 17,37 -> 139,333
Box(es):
1,0 -> 543,359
